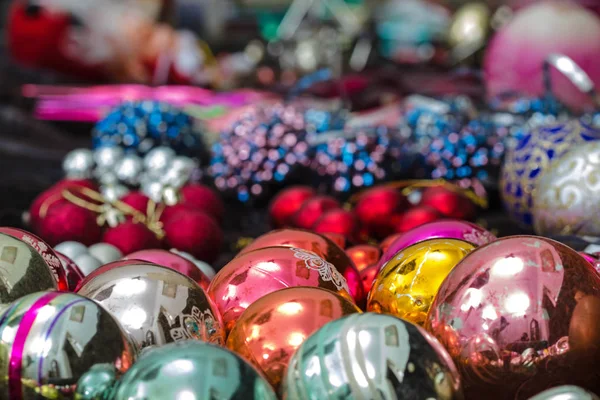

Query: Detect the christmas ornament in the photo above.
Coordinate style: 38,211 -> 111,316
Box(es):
112,340 -> 277,400
92,101 -> 203,156
238,229 -> 363,304
448,2 -> 490,64
579,252 -> 600,275
103,221 -> 161,255
77,261 -> 225,349
54,241 -> 89,261
269,186 -> 315,227
87,243 -> 123,265
0,227 -> 68,291
426,236 -> 600,399
209,104 -> 314,202
392,205 -> 442,233
309,125 -> 409,196
179,183 -> 225,222
378,220 -> 495,270
354,187 -> 408,238
226,287 -> 361,391
380,233 -> 402,253
0,233 -> 58,307
501,119 -> 600,226
124,249 -> 211,290
56,252 -> 85,292
368,238 -> 475,326
360,263 -> 380,295
321,232 -> 346,249
283,313 -> 463,400
420,185 -> 476,220
484,1 -> 600,111
312,209 -> 360,242
162,209 -> 223,263
528,386 -> 600,400
292,196 -> 340,230
73,254 -> 103,277
210,246 -> 354,331
170,249 -> 216,279
76,363 -> 118,400
38,201 -> 104,246
533,141 -> 600,236
0,291 -> 137,399
345,245 -> 381,272
63,149 -> 95,179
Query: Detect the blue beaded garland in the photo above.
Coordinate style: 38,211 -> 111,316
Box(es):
92,100 -> 203,156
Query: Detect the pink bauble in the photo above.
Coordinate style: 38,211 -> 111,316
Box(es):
208,246 -> 354,332
378,220 -> 496,270
484,1 -> 600,111
124,249 -> 211,290
426,236 -> 600,398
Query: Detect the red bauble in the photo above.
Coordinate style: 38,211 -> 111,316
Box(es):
345,245 -> 381,272
120,192 -> 150,216
313,209 -> 360,243
420,186 -> 476,220
354,187 -> 408,238
180,184 -> 225,222
39,201 -> 103,246
380,233 -> 402,253
269,186 -> 315,227
394,205 -> 442,233
159,203 -> 191,225
29,179 -> 97,231
163,210 -> 223,263
292,195 -> 340,229
103,221 -> 161,255
321,232 -> 347,249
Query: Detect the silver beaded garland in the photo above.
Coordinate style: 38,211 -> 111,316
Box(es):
63,149 -> 95,179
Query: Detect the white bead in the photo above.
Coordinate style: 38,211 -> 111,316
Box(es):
141,181 -> 165,203
74,254 -> 103,276
63,149 -> 95,179
88,243 -> 123,264
94,147 -> 124,170
144,147 -> 176,173
101,184 -> 130,202
55,241 -> 88,260
114,154 -> 144,185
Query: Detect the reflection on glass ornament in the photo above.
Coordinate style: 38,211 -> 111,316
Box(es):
283,313 -> 463,400
426,236 -> 600,399
112,341 -> 277,400
527,385 -> 600,400
209,246 -> 354,331
533,141 -> 600,237
226,287 -> 361,391
0,291 -> 137,399
238,229 -> 363,304
0,232 -> 58,307
501,119 -> 600,226
77,261 -> 225,350
92,101 -> 203,156
368,238 -> 475,326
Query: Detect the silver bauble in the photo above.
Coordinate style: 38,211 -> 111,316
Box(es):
143,146 -> 176,173
141,181 -> 165,203
94,147 -> 124,170
101,184 -> 130,203
528,386 -> 600,400
76,262 -> 226,349
63,149 -> 95,179
88,243 -> 123,265
96,169 -> 119,186
55,241 -> 88,261
74,254 -> 103,276
533,141 -> 600,236
114,155 -> 144,186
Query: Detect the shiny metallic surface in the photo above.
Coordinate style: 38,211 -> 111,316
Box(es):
579,252 -> 600,275
87,243 -> 123,265
0,233 -> 57,308
378,220 -> 495,270
56,252 -> 85,292
0,228 -> 68,291
124,249 -> 211,290
77,261 -> 225,349
114,154 -> 144,186
112,341 -> 277,400
345,245 -> 381,272
0,291 -> 137,399
283,313 -> 463,400
238,229 -> 364,304
209,246 -> 354,332
143,146 -> 176,173
227,287 -> 361,391
93,147 -> 124,170
100,184 -> 130,203
449,2 -> 491,63
368,239 -> 475,326
426,236 -> 600,399
528,385 -> 600,400
62,148 -> 95,179
533,141 -> 600,236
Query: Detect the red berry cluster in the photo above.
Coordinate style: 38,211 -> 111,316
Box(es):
29,180 -> 224,263
269,184 -> 477,244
